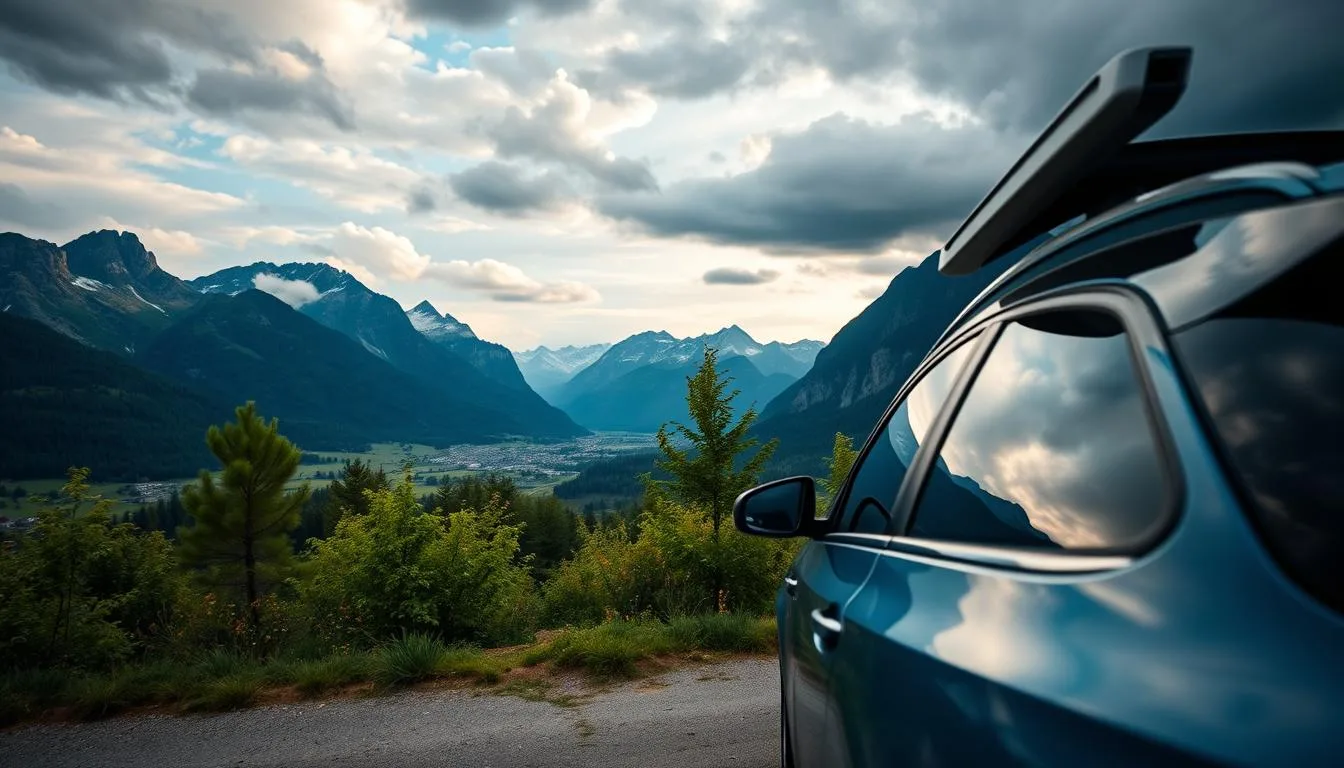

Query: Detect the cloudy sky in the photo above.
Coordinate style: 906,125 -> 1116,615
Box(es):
1,1 -> 1340,349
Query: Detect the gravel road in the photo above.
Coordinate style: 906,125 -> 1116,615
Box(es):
0,658 -> 779,768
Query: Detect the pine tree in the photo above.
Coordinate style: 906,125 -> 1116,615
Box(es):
646,347 -> 778,608
178,402 -> 309,633
323,459 -> 388,536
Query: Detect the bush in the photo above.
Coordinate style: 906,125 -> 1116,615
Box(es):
0,469 -> 188,671
306,476 -> 538,648
376,633 -> 447,687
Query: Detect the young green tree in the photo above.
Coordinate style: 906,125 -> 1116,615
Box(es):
178,402 -> 309,633
323,459 -> 388,536
0,467 -> 183,669
646,346 -> 779,610
648,346 -> 778,537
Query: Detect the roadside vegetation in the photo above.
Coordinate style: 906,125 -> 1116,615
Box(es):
1,347 -> 837,727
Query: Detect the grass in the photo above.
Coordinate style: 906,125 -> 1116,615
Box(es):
524,614 -> 777,682
0,615 -> 777,727
375,633 -> 448,687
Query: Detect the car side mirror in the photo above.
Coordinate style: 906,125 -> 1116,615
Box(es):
733,476 -> 816,538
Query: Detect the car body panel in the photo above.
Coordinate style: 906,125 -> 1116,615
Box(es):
826,334 -> 1344,766
769,151 -> 1344,767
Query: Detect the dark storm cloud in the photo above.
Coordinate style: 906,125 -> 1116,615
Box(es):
596,0 -> 1343,253
0,0 -> 356,129
405,0 -> 594,27
580,40 -> 752,99
0,0 -> 250,100
599,113 -> 1014,253
487,104 -> 658,192
702,267 -> 780,285
600,0 -> 1343,134
407,187 -> 438,214
187,67 -> 355,130
448,161 -> 572,214
0,182 -> 72,229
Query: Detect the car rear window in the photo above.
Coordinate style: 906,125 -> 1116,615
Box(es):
1172,244 -> 1344,613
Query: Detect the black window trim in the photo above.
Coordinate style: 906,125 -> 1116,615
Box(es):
884,284 -> 1186,573
819,330 -> 996,549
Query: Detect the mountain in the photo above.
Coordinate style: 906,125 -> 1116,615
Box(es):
138,290 -> 533,450
406,299 -> 476,341
404,300 -> 532,392
561,354 -> 796,433
747,339 -> 825,378
0,311 -> 227,480
512,343 -> 611,399
754,252 -> 1005,476
0,230 -> 198,354
190,262 -> 584,438
557,325 -> 806,402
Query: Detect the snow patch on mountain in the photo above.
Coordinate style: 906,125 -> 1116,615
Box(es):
128,286 -> 166,314
360,338 -> 388,360
405,301 -> 477,341
71,276 -> 109,292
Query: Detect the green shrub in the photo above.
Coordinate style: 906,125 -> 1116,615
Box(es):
376,633 -> 447,687
306,476 -> 538,647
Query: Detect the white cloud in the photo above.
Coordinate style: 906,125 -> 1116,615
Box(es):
429,258 -> 600,303
328,222 -> 430,281
253,273 -> 321,308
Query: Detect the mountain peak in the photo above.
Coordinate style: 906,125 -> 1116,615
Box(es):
410,299 -> 441,318
63,229 -> 159,284
406,300 -> 476,340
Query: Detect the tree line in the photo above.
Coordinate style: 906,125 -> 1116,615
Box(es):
1,348 -> 852,676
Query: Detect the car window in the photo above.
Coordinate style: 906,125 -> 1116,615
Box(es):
1172,244 -> 1344,613
834,340 -> 977,535
907,308 -> 1167,550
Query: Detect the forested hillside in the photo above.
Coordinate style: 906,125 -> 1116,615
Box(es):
0,313 -> 225,479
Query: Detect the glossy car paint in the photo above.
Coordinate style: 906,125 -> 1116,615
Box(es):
775,193 -> 1344,766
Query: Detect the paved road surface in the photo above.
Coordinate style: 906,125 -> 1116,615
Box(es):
0,658 -> 779,768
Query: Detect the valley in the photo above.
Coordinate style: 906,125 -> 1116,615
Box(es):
0,433 -> 660,522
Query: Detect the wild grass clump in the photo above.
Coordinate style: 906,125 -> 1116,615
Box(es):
291,654 -> 374,698
530,621 -> 676,681
186,674 -> 263,712
375,633 -> 447,687
666,614 -> 776,653
434,646 -> 513,684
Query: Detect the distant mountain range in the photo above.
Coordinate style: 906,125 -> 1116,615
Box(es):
547,325 -> 824,432
0,231 -> 586,478
1,226 -> 996,484
513,343 -> 611,400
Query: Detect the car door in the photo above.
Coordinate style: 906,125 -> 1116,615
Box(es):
786,335 -> 983,768
828,296 -> 1205,766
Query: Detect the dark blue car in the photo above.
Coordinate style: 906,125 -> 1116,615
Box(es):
734,47 -> 1344,767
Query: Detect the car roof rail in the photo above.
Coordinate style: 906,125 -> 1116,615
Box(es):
938,46 -> 1193,276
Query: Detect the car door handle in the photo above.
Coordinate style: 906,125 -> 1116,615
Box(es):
783,576 -> 799,596
811,608 -> 843,650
